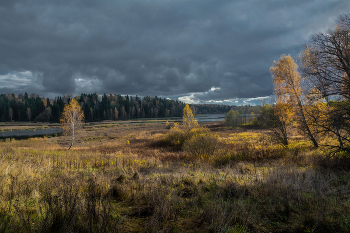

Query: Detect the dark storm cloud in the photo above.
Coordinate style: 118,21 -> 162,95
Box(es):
0,0 -> 349,103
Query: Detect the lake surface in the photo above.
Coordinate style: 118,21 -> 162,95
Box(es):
0,128 -> 63,138
195,113 -> 258,122
195,114 -> 225,122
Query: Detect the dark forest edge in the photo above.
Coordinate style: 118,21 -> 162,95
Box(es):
0,93 -> 262,122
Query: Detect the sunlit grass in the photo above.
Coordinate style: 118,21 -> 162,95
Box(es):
0,122 -> 349,232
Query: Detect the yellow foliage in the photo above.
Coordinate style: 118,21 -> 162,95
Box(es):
182,129 -> 219,158
274,103 -> 294,125
270,55 -> 300,129
270,54 -> 302,105
60,99 -> 84,132
166,122 -> 187,146
166,107 -> 219,157
60,99 -> 84,149
271,54 -> 319,147
166,124 -> 211,147
165,120 -> 170,129
183,104 -> 198,130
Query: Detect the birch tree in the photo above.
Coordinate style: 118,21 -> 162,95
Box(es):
270,54 -> 318,147
60,99 -> 85,150
183,104 -> 198,130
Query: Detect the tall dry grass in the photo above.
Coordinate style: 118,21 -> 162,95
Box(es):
0,122 -> 349,232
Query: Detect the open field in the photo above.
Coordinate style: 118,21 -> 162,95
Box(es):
0,121 -> 350,232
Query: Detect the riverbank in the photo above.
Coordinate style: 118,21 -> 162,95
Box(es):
0,115 -> 221,138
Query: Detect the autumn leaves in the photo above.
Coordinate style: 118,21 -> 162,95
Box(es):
269,14 -> 350,149
60,99 -> 84,150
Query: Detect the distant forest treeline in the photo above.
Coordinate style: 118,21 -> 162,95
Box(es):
192,104 -> 261,115
0,93 -> 261,122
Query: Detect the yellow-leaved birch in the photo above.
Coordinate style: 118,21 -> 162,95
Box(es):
60,99 -> 85,150
270,54 -> 318,147
182,104 -> 198,130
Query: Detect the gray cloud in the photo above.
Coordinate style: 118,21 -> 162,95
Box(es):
0,0 -> 349,103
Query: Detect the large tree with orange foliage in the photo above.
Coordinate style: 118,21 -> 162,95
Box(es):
60,99 -> 85,150
270,54 -> 318,147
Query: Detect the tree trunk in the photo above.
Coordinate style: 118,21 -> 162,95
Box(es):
298,103 -> 318,148
304,119 -> 318,148
68,122 -> 74,150
335,126 -> 344,148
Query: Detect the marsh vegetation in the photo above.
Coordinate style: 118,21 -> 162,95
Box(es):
0,119 -> 349,232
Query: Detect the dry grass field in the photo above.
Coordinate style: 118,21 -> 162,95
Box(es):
0,121 -> 349,232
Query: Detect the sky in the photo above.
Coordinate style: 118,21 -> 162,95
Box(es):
0,0 -> 349,105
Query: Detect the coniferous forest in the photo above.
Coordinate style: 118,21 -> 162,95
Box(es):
0,92 -> 262,122
0,93 -> 187,122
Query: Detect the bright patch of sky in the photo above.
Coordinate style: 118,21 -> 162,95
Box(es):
178,86 -> 273,105
0,71 -> 34,89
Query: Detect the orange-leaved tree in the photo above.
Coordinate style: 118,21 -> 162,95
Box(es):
182,104 -> 198,130
60,99 -> 85,150
274,103 -> 294,146
270,54 -> 318,147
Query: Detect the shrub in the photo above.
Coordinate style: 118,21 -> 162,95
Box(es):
165,124 -> 204,146
165,121 -> 171,129
182,129 -> 219,158
165,124 -> 219,158
164,123 -> 188,147
165,117 -> 220,159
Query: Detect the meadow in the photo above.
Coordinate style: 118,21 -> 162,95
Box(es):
0,121 -> 349,232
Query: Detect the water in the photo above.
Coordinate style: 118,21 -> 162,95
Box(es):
195,113 -> 258,122
103,114 -> 227,124
195,114 -> 225,122
0,128 -> 63,138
